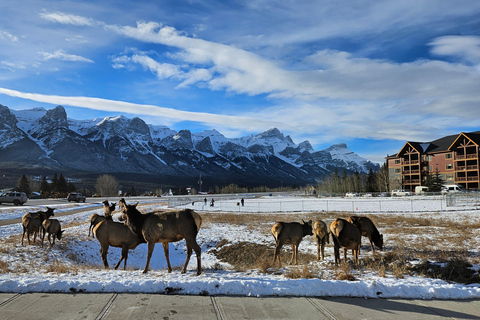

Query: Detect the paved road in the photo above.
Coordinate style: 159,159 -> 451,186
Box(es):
0,293 -> 479,320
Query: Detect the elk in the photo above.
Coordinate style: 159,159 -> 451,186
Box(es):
93,220 -> 145,270
271,220 -> 313,267
312,220 -> 329,261
42,219 -> 64,248
120,203 -> 202,275
329,218 -> 361,265
88,200 -> 115,237
347,216 -> 383,253
21,207 -> 55,246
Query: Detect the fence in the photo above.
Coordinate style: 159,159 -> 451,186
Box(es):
168,193 -> 480,214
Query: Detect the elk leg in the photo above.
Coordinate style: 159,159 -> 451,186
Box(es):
21,227 -> 26,246
114,246 -> 128,270
273,239 -> 285,267
182,245 -> 192,274
162,242 -> 172,273
185,236 -> 202,275
101,244 -> 109,269
143,241 -> 155,274
368,236 -> 376,253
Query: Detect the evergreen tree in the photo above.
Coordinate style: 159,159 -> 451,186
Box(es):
18,175 -> 31,195
425,168 -> 445,192
130,185 -> 137,196
51,173 -> 59,193
40,176 -> 50,195
366,168 -> 376,192
57,174 -> 68,194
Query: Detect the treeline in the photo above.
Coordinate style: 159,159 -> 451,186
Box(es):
316,163 -> 390,195
17,173 -> 77,198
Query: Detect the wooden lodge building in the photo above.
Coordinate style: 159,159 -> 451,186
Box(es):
386,131 -> 480,191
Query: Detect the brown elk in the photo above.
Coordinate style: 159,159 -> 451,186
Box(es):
21,207 -> 55,246
312,220 -> 329,261
329,218 -> 361,265
42,218 -> 64,248
347,216 -> 383,253
88,200 -> 115,237
120,203 -> 202,275
271,220 -> 313,267
93,220 -> 145,270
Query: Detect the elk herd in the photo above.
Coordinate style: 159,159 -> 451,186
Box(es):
19,198 -> 383,275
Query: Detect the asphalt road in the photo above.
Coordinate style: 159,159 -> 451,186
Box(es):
1,293 -> 479,320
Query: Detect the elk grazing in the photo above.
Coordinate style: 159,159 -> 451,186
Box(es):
88,200 -> 115,237
347,216 -> 383,253
42,218 -> 64,248
120,203 -> 202,275
312,220 -> 329,261
271,220 -> 313,267
21,207 -> 55,246
329,218 -> 361,265
93,220 -> 145,270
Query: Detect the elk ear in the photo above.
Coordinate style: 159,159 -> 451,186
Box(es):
134,201 -> 139,207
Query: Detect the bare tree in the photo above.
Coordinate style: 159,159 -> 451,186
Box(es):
95,174 -> 120,197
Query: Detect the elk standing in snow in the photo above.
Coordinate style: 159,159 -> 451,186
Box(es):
329,218 -> 361,265
271,220 -> 313,267
120,203 -> 202,275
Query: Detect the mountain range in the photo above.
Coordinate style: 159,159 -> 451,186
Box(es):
0,104 -> 379,189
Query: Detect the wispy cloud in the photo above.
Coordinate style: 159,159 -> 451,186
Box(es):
429,36 -> 480,65
0,30 -> 18,42
0,87 -> 289,132
39,10 -> 98,27
39,50 -> 94,63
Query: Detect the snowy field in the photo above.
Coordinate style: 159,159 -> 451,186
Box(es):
0,195 -> 479,299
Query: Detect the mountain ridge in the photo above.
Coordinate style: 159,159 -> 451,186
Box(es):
1,104 -> 379,188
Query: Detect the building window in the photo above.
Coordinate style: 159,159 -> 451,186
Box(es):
426,155 -> 432,161
395,168 -> 401,174
395,159 -> 400,165
427,166 -> 432,172
445,153 -> 453,159
446,174 -> 454,181
446,163 -> 453,170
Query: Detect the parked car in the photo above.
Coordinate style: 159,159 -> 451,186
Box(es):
441,185 -> 464,194
415,186 -> 429,195
0,192 -> 28,206
391,189 -> 414,196
67,192 -> 86,202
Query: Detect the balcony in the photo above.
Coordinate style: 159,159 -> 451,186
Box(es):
455,176 -> 479,182
402,170 -> 420,175
455,154 -> 478,160
455,165 -> 478,171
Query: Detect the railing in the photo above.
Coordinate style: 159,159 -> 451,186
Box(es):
168,194 -> 480,213
456,154 -> 478,160
455,165 -> 478,171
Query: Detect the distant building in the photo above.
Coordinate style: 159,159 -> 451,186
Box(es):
386,131 -> 480,191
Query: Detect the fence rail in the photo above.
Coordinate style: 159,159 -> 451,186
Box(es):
168,193 -> 480,214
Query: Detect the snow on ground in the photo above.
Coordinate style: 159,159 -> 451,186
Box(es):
0,195 -> 479,299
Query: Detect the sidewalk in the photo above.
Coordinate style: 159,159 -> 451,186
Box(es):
1,293 -> 479,320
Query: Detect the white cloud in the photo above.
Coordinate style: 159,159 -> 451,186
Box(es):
429,36 -> 480,65
39,50 -> 94,63
39,11 -> 97,27
0,30 -> 18,42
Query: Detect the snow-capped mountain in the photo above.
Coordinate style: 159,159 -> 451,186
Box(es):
1,104 -> 379,187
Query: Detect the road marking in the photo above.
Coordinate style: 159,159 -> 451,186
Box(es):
96,293 -> 118,320
306,297 -> 339,320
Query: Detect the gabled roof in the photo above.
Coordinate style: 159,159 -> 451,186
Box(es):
448,131 -> 480,150
393,131 -> 480,158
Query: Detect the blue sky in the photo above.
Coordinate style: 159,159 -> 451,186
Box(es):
1,1 -> 480,163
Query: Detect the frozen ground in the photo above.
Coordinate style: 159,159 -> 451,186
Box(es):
0,195 -> 479,299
